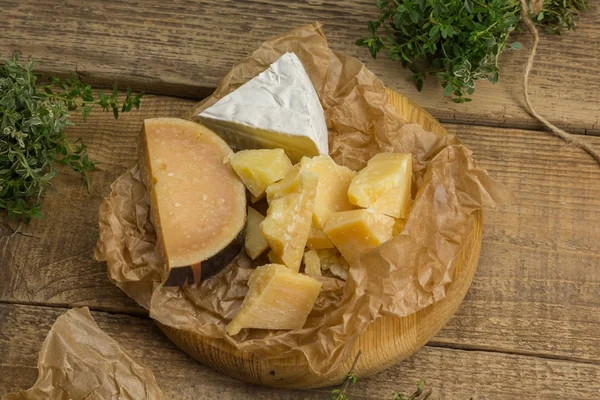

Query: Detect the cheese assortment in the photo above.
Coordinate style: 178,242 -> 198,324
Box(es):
197,52 -> 329,163
139,53 -> 416,336
138,118 -> 246,286
225,264 -> 322,335
232,151 -> 409,278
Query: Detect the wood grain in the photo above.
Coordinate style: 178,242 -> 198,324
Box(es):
1,1 -> 600,134
1,304 -> 599,399
1,94 -> 599,368
156,89 -> 482,388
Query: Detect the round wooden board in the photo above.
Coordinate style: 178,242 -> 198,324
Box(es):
157,89 -> 483,389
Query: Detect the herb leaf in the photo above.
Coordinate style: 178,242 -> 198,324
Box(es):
0,53 -> 143,221
358,0 -> 588,101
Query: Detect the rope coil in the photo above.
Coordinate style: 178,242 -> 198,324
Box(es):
519,0 -> 600,165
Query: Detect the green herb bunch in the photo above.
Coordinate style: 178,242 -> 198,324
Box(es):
0,54 -> 143,221
357,0 -> 589,102
538,0 -> 589,34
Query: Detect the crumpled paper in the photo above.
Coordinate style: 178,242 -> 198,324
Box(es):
2,307 -> 164,400
94,22 -> 513,375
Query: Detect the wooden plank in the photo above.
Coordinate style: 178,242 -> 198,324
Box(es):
1,1 -> 600,134
1,95 -> 599,365
1,304 -> 599,399
433,128 -> 600,363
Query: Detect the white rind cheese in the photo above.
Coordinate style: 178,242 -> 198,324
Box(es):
197,52 -> 328,163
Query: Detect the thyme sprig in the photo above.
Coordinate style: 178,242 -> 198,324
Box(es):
357,0 -> 589,102
0,54 -> 143,221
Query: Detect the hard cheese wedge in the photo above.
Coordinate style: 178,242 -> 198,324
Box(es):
139,118 -> 246,286
197,53 -> 328,163
324,209 -> 394,263
261,170 -> 318,272
244,207 -> 269,260
348,153 -> 413,218
300,155 -> 356,229
229,149 -> 293,199
225,264 -> 322,336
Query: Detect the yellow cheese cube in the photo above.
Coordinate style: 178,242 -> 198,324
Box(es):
229,149 -> 293,198
261,171 -> 318,272
244,207 -> 269,260
316,249 -> 348,280
299,155 -> 356,229
306,227 -> 335,250
347,153 -> 412,218
303,249 -> 321,276
324,209 -> 394,262
225,264 -> 322,335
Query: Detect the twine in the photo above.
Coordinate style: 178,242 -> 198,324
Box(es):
519,0 -> 600,165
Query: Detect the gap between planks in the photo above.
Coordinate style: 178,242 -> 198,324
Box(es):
0,298 -> 148,318
31,70 -> 599,137
2,299 -> 597,367
426,341 -> 600,367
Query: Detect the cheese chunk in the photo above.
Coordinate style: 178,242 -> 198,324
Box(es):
303,250 -> 321,276
197,53 -> 328,163
261,171 -> 318,272
316,249 -> 349,280
266,165 -> 300,203
300,155 -> 356,229
306,227 -> 334,250
348,153 -> 413,218
225,264 -> 322,335
139,118 -> 246,286
324,209 -> 394,262
245,207 -> 269,260
229,149 -> 293,198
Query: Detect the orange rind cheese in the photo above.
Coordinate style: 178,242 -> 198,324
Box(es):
139,118 -> 246,286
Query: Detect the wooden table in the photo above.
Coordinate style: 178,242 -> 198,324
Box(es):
1,1 -> 599,399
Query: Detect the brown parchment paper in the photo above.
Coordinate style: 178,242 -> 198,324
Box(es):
2,307 -> 164,400
94,22 -> 514,375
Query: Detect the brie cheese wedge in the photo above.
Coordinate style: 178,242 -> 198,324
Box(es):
197,52 -> 328,163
